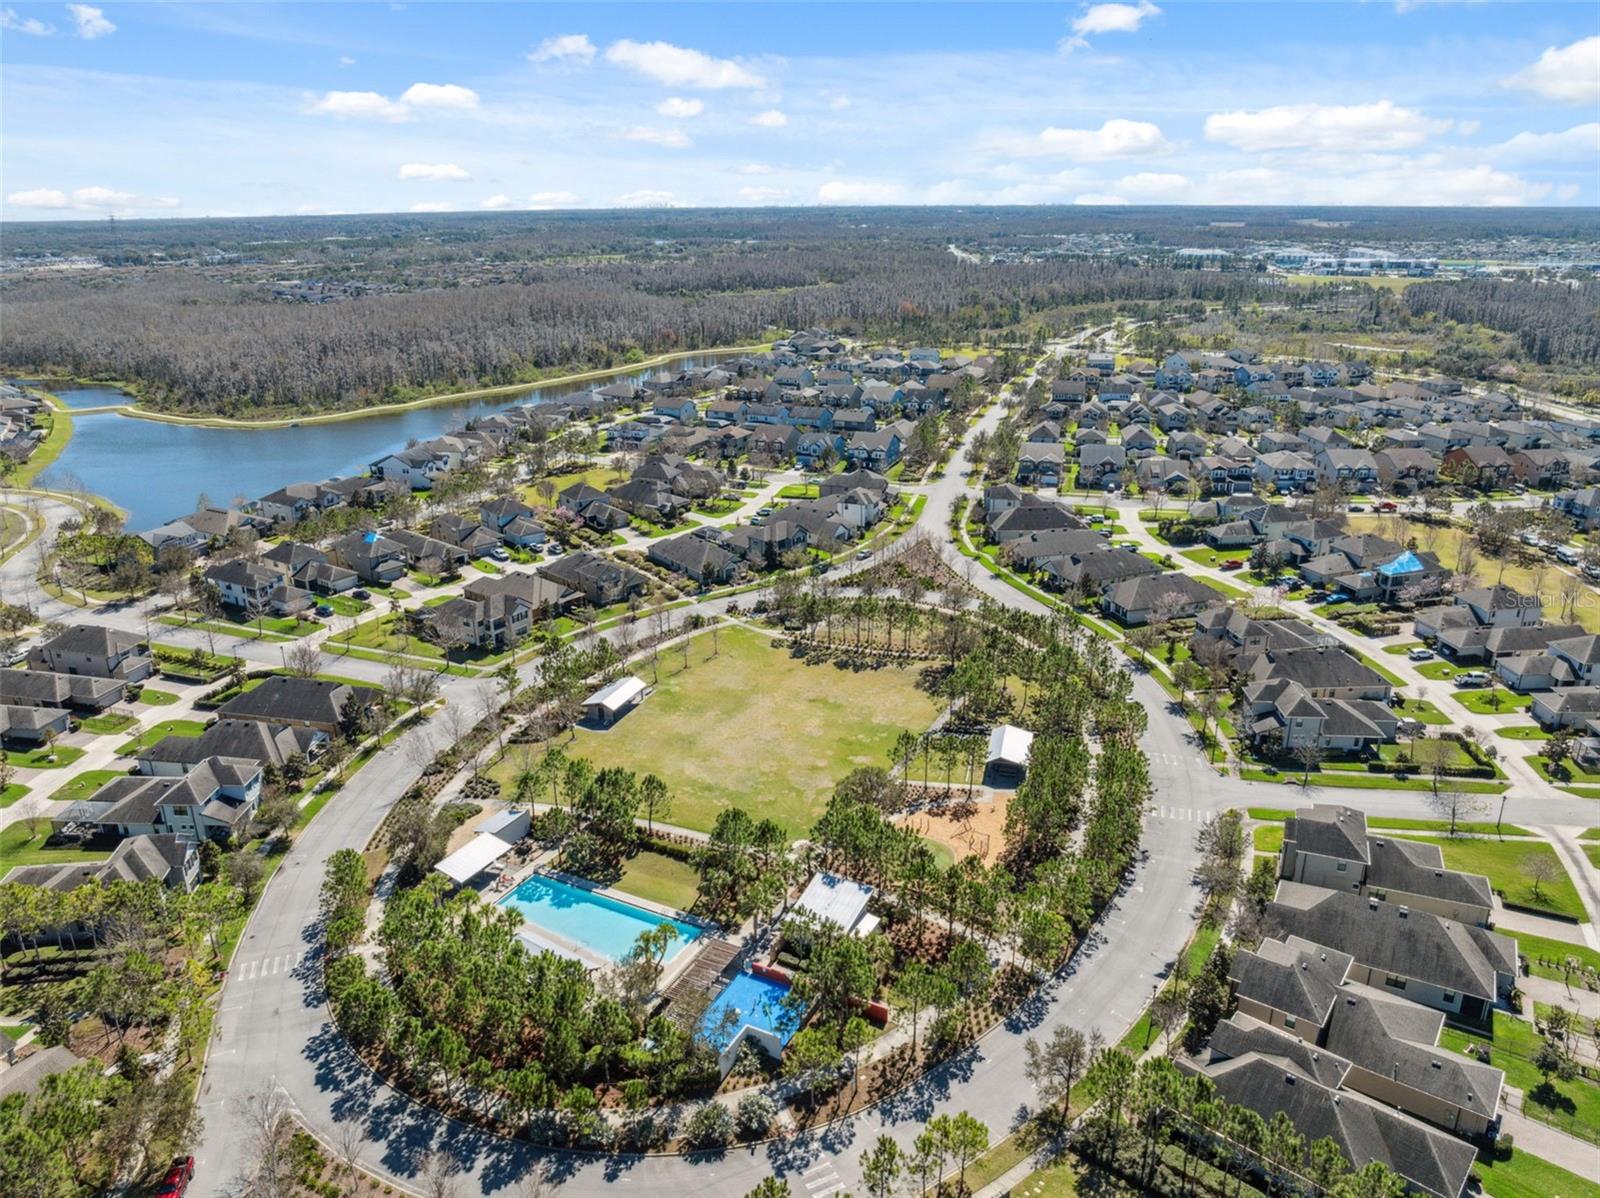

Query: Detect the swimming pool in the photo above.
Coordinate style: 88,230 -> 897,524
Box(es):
702,970 -> 803,1051
498,875 -> 702,964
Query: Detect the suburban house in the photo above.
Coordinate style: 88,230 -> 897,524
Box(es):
1016,442 -> 1065,486
216,676 -> 377,736
137,718 -> 328,777
262,542 -> 359,595
1278,805 -> 1494,925
1099,573 -> 1217,626
28,626 -> 153,682
328,531 -> 408,585
0,668 -> 125,714
648,532 -> 743,586
1552,485 -> 1600,530
463,572 -> 577,619
1442,444 -> 1513,489
1267,882 -> 1516,1023
416,592 -> 534,653
58,757 -> 263,845
203,560 -> 313,617
539,551 -> 648,607
1240,679 -> 1399,755
1,834 -> 201,902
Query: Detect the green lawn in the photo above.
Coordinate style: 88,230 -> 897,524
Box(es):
1472,1146 -> 1600,1198
0,783 -> 28,808
1415,660 -> 1460,681
1504,929 -> 1600,983
45,769 -> 125,805
1239,767 -> 1506,794
117,719 -> 207,756
611,850 -> 700,913
333,613 -> 447,660
1382,641 -> 1426,655
1455,688 -> 1532,715
489,627 -> 943,837
320,594 -> 370,617
1527,754 -> 1600,785
4,745 -> 84,769
1394,698 -> 1451,725
1247,809 -> 1533,836
0,823 -> 107,872
1441,1012 -> 1600,1147
1253,824 -> 1283,854
1496,725 -> 1550,741
1404,837 -> 1585,921
78,712 -> 138,734
134,687 -> 180,706
1351,651 -> 1406,688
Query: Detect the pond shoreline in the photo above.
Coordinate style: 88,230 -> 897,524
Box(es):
8,342 -> 767,432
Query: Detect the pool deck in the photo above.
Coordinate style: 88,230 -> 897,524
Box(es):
484,853 -> 735,991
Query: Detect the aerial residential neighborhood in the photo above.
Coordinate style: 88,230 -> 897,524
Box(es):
1,5 -> 1599,1196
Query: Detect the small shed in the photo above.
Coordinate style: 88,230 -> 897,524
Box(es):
582,675 -> 648,726
986,723 -> 1035,778
479,808 -> 531,844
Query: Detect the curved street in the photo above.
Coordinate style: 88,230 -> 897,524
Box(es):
12,340 -> 1593,1197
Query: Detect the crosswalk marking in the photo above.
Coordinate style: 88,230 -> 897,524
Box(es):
803,1160 -> 844,1195
234,950 -> 307,984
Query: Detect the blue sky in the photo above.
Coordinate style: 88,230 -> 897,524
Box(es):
2,2 -> 1597,219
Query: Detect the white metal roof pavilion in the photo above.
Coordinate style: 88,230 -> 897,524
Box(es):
790,871 -> 874,934
986,723 -> 1035,769
582,675 -> 647,723
435,831 -> 515,885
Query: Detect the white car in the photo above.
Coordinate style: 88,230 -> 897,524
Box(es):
1407,647 -> 1434,661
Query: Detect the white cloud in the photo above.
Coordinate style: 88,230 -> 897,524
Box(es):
398,82 -> 479,111
6,188 -> 70,209
621,126 -> 692,149
304,82 -> 477,121
739,163 -> 774,175
1074,193 -> 1129,205
1062,1 -> 1159,52
398,162 -> 470,181
817,180 -> 904,204
613,189 -> 676,207
1003,118 -> 1171,160
1,9 -> 54,35
1487,123 -> 1600,163
750,109 -> 788,128
1190,159 -> 1552,206
738,186 -> 792,203
1115,171 -> 1190,199
8,185 -> 180,212
338,55 -> 356,66
827,93 -> 852,111
480,194 -> 513,209
66,3 -> 113,39
528,33 -> 596,64
655,97 -> 704,118
1204,101 -> 1451,152
1502,36 -> 1600,104
303,90 -> 412,121
604,39 -> 764,89
528,191 -> 579,208
409,202 -> 454,213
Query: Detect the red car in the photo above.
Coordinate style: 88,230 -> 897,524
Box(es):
157,1156 -> 194,1198
1376,501 -> 1398,512
1219,558 -> 1244,571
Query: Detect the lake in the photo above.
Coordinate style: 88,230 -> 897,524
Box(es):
24,357 -> 729,530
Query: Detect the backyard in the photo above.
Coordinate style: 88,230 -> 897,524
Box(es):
1440,1011 -> 1600,1146
490,626 -> 943,837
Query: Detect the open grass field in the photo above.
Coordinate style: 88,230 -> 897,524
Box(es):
492,627 -> 943,837
134,687 -> 180,706
611,850 -> 700,912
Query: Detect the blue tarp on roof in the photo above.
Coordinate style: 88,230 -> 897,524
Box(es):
1377,550 -> 1425,576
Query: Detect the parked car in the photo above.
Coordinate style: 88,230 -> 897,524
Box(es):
1557,546 -> 1580,565
157,1157 -> 194,1198
351,588 -> 372,601
1219,558 -> 1244,571
1408,646 -> 1434,661
1376,501 -> 1398,512
1455,671 -> 1492,688
314,604 -> 334,618
488,547 -> 510,562
855,548 -> 872,560
1348,503 -> 1365,512
546,545 -> 564,556
1584,565 -> 1600,582
1323,593 -> 1350,606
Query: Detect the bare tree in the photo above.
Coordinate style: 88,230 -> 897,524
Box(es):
1522,851 -> 1562,905
240,1086 -> 297,1198
419,1149 -> 462,1198
333,1116 -> 367,1198
283,640 -> 324,678
1423,788 -> 1487,838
